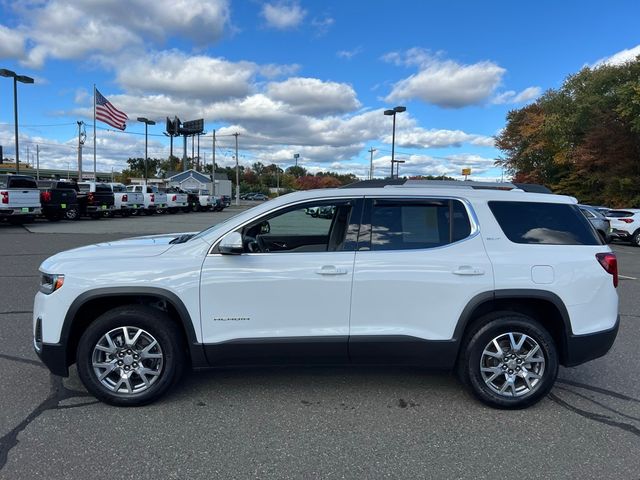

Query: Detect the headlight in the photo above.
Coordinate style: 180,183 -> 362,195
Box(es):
40,273 -> 64,295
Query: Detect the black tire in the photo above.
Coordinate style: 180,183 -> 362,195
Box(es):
631,230 -> 640,247
65,207 -> 79,221
76,305 -> 185,406
457,312 -> 558,409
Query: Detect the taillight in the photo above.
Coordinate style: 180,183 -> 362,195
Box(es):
122,194 -> 128,202
620,218 -> 634,223
88,192 -> 94,202
1,191 -> 8,204
172,195 -> 177,201
150,194 -> 155,202
41,191 -> 52,202
596,252 -> 618,288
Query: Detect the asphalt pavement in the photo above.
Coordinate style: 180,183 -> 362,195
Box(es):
0,212 -> 639,479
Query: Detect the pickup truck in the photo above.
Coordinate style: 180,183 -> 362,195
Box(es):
77,182 -> 115,219
104,183 -> 144,217
190,189 -> 214,211
126,185 -> 168,215
0,174 -> 41,223
162,188 -> 189,214
37,180 -> 79,221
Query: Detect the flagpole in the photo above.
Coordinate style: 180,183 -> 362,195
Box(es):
93,84 -> 97,180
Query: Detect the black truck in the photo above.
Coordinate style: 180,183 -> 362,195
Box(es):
77,182 -> 115,219
37,180 -> 79,221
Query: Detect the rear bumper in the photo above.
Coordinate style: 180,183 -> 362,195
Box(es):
0,207 -> 41,216
35,342 -> 69,377
563,316 -> 619,367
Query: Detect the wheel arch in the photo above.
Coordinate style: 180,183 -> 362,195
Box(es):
453,289 -> 572,365
61,287 -> 207,372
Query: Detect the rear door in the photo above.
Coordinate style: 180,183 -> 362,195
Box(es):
349,196 -> 494,364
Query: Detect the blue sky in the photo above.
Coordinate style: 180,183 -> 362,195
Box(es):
0,0 -> 639,179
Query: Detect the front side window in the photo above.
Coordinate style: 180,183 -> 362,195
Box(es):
366,198 -> 472,251
232,199 -> 358,253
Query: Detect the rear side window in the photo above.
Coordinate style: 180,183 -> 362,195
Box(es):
489,201 -> 600,245
368,199 -> 472,251
8,177 -> 37,189
37,181 -> 54,189
78,184 -> 90,192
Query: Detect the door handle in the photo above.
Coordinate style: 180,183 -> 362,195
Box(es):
453,266 -> 485,276
315,265 -> 348,275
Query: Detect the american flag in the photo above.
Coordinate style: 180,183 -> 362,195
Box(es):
95,89 -> 128,130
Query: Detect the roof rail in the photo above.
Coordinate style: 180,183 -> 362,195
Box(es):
342,179 -> 552,193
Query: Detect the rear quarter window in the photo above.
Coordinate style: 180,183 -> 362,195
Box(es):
488,201 -> 600,245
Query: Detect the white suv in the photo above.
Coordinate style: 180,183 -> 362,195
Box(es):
33,180 -> 619,408
605,209 -> 640,245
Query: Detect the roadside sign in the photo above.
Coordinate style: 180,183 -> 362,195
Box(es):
462,168 -> 471,176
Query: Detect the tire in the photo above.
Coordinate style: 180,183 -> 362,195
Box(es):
76,305 -> 185,406
156,208 -> 166,215
631,230 -> 640,247
65,207 -> 79,221
457,312 -> 558,409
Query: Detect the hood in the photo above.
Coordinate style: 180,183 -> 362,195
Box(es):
40,232 -> 196,271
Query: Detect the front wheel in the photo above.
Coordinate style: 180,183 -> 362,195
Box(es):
76,306 -> 185,406
458,313 -> 558,409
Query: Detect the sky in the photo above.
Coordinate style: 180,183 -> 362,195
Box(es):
0,0 -> 639,180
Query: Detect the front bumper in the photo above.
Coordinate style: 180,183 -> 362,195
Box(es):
35,342 -> 69,376
563,315 -> 619,367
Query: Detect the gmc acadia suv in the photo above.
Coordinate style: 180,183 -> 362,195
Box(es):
33,180 -> 619,408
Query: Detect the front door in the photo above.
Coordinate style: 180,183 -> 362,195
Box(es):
200,197 -> 363,365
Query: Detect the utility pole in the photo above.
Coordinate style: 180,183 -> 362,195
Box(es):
36,144 -> 39,180
182,134 -> 187,172
368,147 -> 376,180
191,135 -> 195,169
211,130 -> 216,197
233,132 -> 240,205
77,121 -> 83,180
197,133 -> 200,171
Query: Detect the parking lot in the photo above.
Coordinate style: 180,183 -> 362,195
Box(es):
1,211 -> 639,479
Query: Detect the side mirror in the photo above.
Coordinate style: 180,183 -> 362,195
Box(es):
219,231 -> 244,255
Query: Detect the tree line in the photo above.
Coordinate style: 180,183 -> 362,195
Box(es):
496,56 -> 640,207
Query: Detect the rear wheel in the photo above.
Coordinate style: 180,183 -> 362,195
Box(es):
65,207 -> 79,221
76,306 -> 185,406
631,230 -> 640,247
458,312 -> 558,409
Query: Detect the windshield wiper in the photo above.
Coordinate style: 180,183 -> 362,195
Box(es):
169,234 -> 195,244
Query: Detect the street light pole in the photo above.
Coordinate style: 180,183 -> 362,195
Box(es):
137,117 -> 156,184
368,147 -> 376,180
0,69 -> 34,174
383,106 -> 406,179
233,132 -> 240,206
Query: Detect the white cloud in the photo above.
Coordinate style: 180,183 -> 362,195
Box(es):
492,86 -> 541,105
393,128 -> 494,149
311,15 -> 335,36
593,44 -> 640,67
261,1 -> 306,30
337,46 -> 363,60
12,0 -> 230,68
115,50 -> 258,101
383,48 -> 506,108
0,25 -> 25,59
266,77 -> 361,116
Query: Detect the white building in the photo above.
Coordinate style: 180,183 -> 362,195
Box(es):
165,170 -> 232,197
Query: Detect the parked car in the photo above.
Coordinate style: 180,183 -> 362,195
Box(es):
181,189 -> 199,213
221,195 -> 231,208
162,187 -> 189,214
126,185 -> 168,215
605,209 -> 640,245
579,205 -> 611,243
77,182 -> 115,219
0,174 -> 41,223
37,180 -> 79,222
34,180 -> 619,408
250,193 -> 269,201
189,189 -> 215,211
